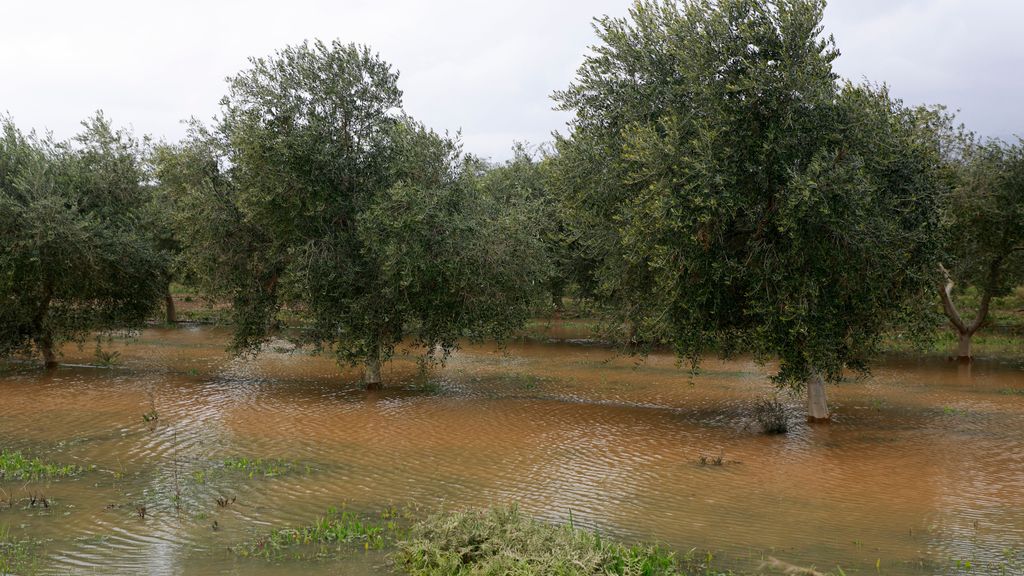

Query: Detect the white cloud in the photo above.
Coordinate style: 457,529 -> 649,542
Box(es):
823,0 -> 1024,140
1,0 -> 1020,161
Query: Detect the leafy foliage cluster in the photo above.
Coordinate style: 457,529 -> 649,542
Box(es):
551,0 -> 948,385
159,41 -> 550,375
0,115 -> 167,364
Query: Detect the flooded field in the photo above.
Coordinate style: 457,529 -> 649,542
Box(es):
1,325 -> 1023,575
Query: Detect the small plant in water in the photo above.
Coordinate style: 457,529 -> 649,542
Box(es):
236,505 -> 404,559
222,457 -> 298,478
0,526 -> 39,575
27,493 -> 49,509
93,344 -> 121,368
0,450 -> 82,481
142,389 -> 159,431
751,396 -> 789,434
697,451 -> 725,467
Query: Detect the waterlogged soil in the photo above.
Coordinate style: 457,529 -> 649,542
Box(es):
1,325 -> 1023,575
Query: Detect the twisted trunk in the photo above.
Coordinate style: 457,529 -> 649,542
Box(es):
806,371 -> 830,423
938,263 -> 998,363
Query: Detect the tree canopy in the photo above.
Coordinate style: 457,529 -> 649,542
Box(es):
0,114 -> 167,367
551,0 -> 948,419
160,40 -> 549,386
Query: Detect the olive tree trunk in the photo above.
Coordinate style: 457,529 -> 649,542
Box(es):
938,264 -> 993,364
806,371 -> 830,423
165,289 -> 177,324
34,290 -> 57,369
40,334 -> 58,370
957,331 -> 972,363
364,347 -> 382,390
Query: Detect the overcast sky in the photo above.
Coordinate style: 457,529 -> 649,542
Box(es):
2,1 -> 1021,160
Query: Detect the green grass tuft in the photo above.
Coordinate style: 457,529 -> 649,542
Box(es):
0,451 -> 81,481
0,526 -> 40,575
236,506 -> 404,559
221,457 -> 301,478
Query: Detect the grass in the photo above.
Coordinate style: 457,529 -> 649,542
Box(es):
0,526 -> 39,575
189,457 -> 306,485
395,505 -> 729,576
221,457 -> 304,478
236,505 -> 405,559
0,450 -> 82,481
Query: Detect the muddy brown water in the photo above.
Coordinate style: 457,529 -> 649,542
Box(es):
1,325 -> 1022,575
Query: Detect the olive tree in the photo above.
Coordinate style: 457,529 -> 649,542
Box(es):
939,138 -> 1024,361
552,0 -> 946,421
472,144 -> 577,311
0,114 -> 167,367
145,178 -> 182,324
162,40 -> 549,387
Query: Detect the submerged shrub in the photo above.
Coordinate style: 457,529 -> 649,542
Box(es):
395,505 -> 698,576
751,397 -> 789,435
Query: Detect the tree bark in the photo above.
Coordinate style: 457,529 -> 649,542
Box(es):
165,289 -> 177,324
364,347 -> 382,390
957,331 -> 972,363
938,263 -> 994,364
40,333 -> 58,370
550,282 -> 565,314
806,371 -> 830,423
34,287 -> 56,369
938,264 -> 968,334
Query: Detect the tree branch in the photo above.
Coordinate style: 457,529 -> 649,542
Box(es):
938,263 -> 967,334
967,256 -> 1004,334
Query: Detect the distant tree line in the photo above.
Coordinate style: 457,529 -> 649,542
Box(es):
2,0 -> 1021,419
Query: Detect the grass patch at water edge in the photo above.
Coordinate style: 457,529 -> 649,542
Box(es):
236,505 -> 406,559
0,450 -> 82,481
394,505 -> 730,576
